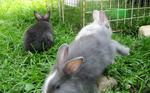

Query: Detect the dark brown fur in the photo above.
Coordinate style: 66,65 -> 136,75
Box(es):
24,11 -> 53,52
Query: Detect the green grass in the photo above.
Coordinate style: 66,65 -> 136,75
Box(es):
0,0 -> 150,93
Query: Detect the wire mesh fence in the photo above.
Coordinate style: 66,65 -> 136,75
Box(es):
58,0 -> 150,30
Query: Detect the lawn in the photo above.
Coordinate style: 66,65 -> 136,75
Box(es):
0,0 -> 150,93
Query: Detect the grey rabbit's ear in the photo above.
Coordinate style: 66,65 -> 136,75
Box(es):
93,10 -> 99,22
34,11 -> 42,20
63,57 -> 84,75
93,10 -> 108,24
56,44 -> 69,71
44,11 -> 50,21
99,10 -> 108,24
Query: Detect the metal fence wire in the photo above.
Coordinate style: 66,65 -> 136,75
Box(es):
58,0 -> 150,29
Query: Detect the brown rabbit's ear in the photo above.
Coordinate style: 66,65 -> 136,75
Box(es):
34,11 -> 42,21
44,11 -> 50,21
56,44 -> 69,72
63,57 -> 84,75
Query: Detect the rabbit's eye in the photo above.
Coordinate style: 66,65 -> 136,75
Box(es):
55,85 -> 60,89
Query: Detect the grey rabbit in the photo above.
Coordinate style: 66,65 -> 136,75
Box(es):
42,44 -> 97,93
24,11 -> 53,52
42,10 -> 130,93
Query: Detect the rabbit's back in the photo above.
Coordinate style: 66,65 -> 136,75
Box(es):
24,21 -> 53,52
67,29 -> 115,79
27,21 -> 52,34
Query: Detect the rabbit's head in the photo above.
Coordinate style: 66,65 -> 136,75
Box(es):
93,10 -> 112,35
34,11 -> 50,22
43,44 -> 84,93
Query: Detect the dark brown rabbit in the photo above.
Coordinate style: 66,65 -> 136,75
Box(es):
24,11 -> 53,52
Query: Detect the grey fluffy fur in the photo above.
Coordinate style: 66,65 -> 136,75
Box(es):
43,10 -> 130,93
